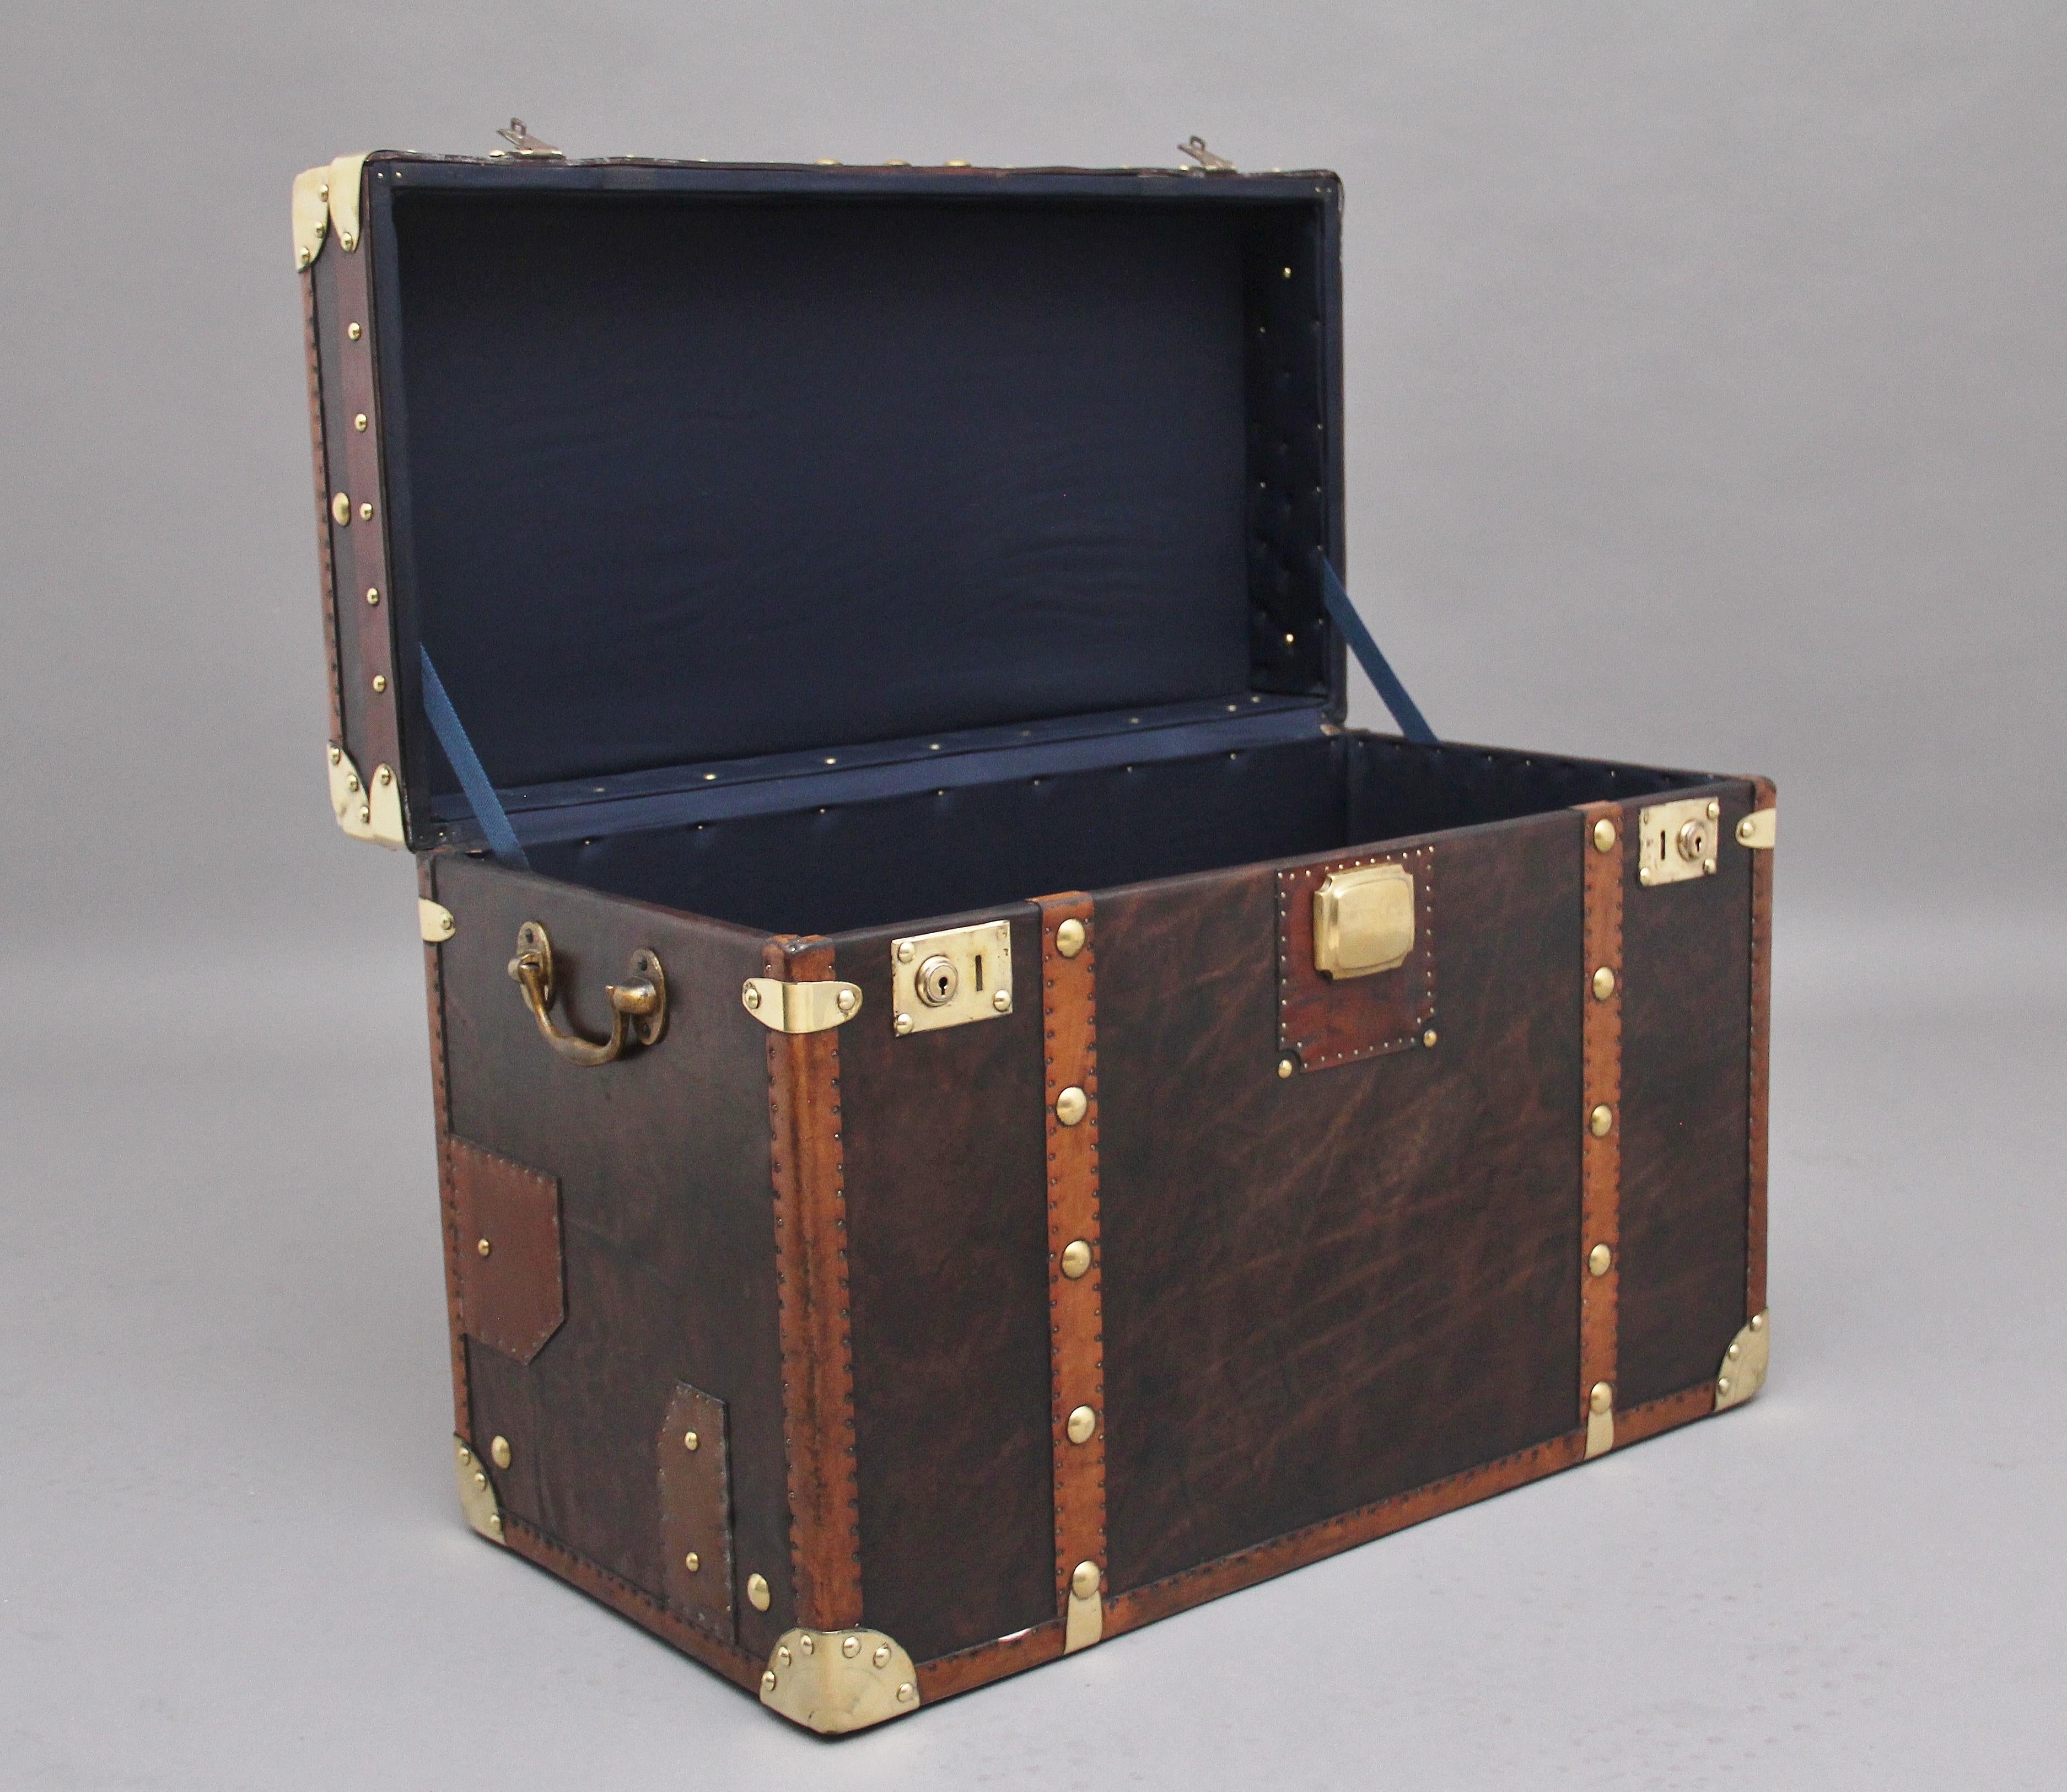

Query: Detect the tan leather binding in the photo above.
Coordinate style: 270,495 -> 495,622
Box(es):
1579,802 -> 1625,1449
1745,777 -> 1776,1319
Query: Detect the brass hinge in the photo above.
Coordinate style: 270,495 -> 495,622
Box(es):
1065,1560 -> 1104,1653
494,117 -> 564,158
1735,806 -> 1777,850
419,898 -> 456,943
453,1436 -> 505,1543
292,153 -> 369,269
1714,1311 -> 1769,1411
741,977 -> 862,1033
328,743 -> 405,848
1178,134 -> 1237,172
1585,1380 -> 1614,1459
760,1628 -> 919,1734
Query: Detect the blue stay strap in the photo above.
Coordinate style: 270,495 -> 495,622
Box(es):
1320,559 -> 1436,745
418,647 -> 530,869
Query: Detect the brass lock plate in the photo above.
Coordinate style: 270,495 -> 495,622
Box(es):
1312,862 -> 1415,978
1637,797 -> 1722,887
890,920 -> 1013,1035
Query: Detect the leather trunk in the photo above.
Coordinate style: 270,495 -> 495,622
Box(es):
294,147 -> 1774,1734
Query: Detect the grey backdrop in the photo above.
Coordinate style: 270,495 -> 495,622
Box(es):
4,4 -> 2061,1788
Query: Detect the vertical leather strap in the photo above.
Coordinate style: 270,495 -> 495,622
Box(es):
1745,777 -> 1776,1320
764,937 -> 863,1631
301,269 -> 345,745
1578,803 -> 1625,1457
421,858 -> 470,1440
1033,892 -> 1106,1650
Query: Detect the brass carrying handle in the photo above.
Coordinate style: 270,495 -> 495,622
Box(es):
507,921 -> 667,1066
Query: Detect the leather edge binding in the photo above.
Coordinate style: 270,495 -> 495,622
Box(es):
1745,776 -> 1776,1320
422,857 -> 471,1440
1578,800 -> 1625,1455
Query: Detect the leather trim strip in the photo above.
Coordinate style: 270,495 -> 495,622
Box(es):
302,269 -> 344,742
763,937 -> 864,1630
1579,801 -> 1625,1449
501,1515 -> 764,1693
421,858 -> 470,1439
1745,776 -> 1775,1320
1613,1381 -> 1718,1447
1032,893 -> 1106,1643
915,1619 -> 1065,1704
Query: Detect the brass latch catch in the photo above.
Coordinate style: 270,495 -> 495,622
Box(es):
890,921 -> 1014,1035
1637,797 -> 1722,887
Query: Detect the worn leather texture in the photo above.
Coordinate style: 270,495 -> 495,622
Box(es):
762,937 -> 864,1633
1745,776 -> 1777,1320
1616,782 -> 1756,1408
428,853 -> 794,1664
1579,802 -> 1625,1426
447,1137 -> 565,1363
1277,843 -> 1438,1070
418,858 -> 470,1439
657,1382 -> 734,1639
1095,812 -> 1585,1594
835,908 -> 1056,1666
1032,893 -> 1106,1616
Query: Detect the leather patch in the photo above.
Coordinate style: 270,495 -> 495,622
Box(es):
659,1382 -> 735,1640
763,937 -> 863,1631
1579,803 -> 1624,1432
1276,845 -> 1436,1072
1033,894 -> 1106,1626
1745,776 -> 1775,1320
448,1137 -> 565,1363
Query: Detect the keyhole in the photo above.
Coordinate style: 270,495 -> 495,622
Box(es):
916,954 -> 959,1007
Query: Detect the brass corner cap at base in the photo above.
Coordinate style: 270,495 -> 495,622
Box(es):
760,1628 -> 919,1735
453,1435 -> 505,1544
741,976 -> 862,1034
1736,806 -> 1777,850
1715,1311 -> 1770,1411
292,152 -> 370,269
328,743 -> 405,848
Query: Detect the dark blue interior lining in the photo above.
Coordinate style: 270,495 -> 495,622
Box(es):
520,733 -> 1703,938
381,184 -> 1332,804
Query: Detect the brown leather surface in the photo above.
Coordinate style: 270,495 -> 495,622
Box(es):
429,854 -> 793,1663
1578,802 -> 1624,1426
1276,844 -> 1437,1071
419,860 -> 470,1439
501,1515 -> 765,1694
658,1383 -> 735,1639
1108,1429 -> 1587,1636
1617,783 -> 1754,1407
300,269 -> 343,743
1033,894 -> 1106,1615
916,1619 -> 1065,1703
762,937 -> 863,1633
1745,776 -> 1776,1320
835,909 -> 1056,1665
1097,814 -> 1584,1595
448,1138 -> 565,1363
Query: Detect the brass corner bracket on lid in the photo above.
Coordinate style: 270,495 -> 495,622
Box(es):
328,743 -> 404,848
760,1628 -> 919,1734
292,152 -> 369,268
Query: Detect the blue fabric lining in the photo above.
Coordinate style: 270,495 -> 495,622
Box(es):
418,647 -> 529,868
1320,559 -> 1436,745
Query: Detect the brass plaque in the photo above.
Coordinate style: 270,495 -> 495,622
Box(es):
1311,863 -> 1415,979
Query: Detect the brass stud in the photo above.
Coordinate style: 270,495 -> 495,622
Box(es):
842,1635 -> 861,1659
894,1013 -> 914,1035
347,321 -> 362,340
1591,817 -> 1617,853
329,746 -> 342,764
1589,1380 -> 1613,1415
1639,867 -> 1654,885
686,1552 -> 701,1573
747,1573 -> 771,1611
353,412 -> 368,432
376,766 -> 391,785
896,1682 -> 916,1704
1588,1243 -> 1612,1277
331,492 -> 351,526
457,1446 -> 471,1465
473,1470 -> 487,1489
1056,918 -> 1086,957
372,675 -> 386,693
359,501 -> 373,521
761,1670 -> 777,1694
1422,1029 -> 1438,1048
1055,1086 -> 1088,1126
1277,1056 -> 1295,1079
1750,1312 -> 1765,1332
490,1435 -> 511,1468
836,988 -> 858,1014
1706,799 -> 1721,820
1589,1104 -> 1614,1137
1727,1341 -> 1741,1361
742,984 -> 762,1011
345,772 -> 360,793
1066,1404 -> 1097,1444
365,586 -> 380,605
873,1643 -> 890,1666
488,1514 -> 502,1535
799,1633 -> 815,1655
1060,1239 -> 1092,1279
1070,1560 -> 1101,1599
896,941 -> 915,963
1717,1376 -> 1731,1396
992,991 -> 1011,1011
776,1644 -> 789,1666
1591,966 -> 1616,1000
683,1429 -> 698,1452
340,232 -> 356,251
476,1237 -> 491,1257
1702,857 -> 1717,875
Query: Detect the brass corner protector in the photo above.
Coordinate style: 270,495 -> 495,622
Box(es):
759,1628 -> 919,1735
291,152 -> 369,269
741,976 -> 862,1034
419,898 -> 456,943
1735,807 -> 1777,851
453,1436 -> 505,1544
328,744 -> 405,849
1714,1311 -> 1770,1411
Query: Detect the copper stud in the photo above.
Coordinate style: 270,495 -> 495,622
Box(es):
1066,1404 -> 1097,1444
1070,1560 -> 1101,1599
1589,1104 -> 1614,1137
683,1429 -> 698,1452
1589,1380 -> 1613,1415
1055,1086 -> 1088,1126
1588,1243 -> 1612,1277
490,1435 -> 510,1468
1592,966 -> 1616,1000
347,321 -> 362,340
747,1573 -> 771,1611
1591,817 -> 1617,852
1060,1239 -> 1092,1279
1056,918 -> 1086,957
